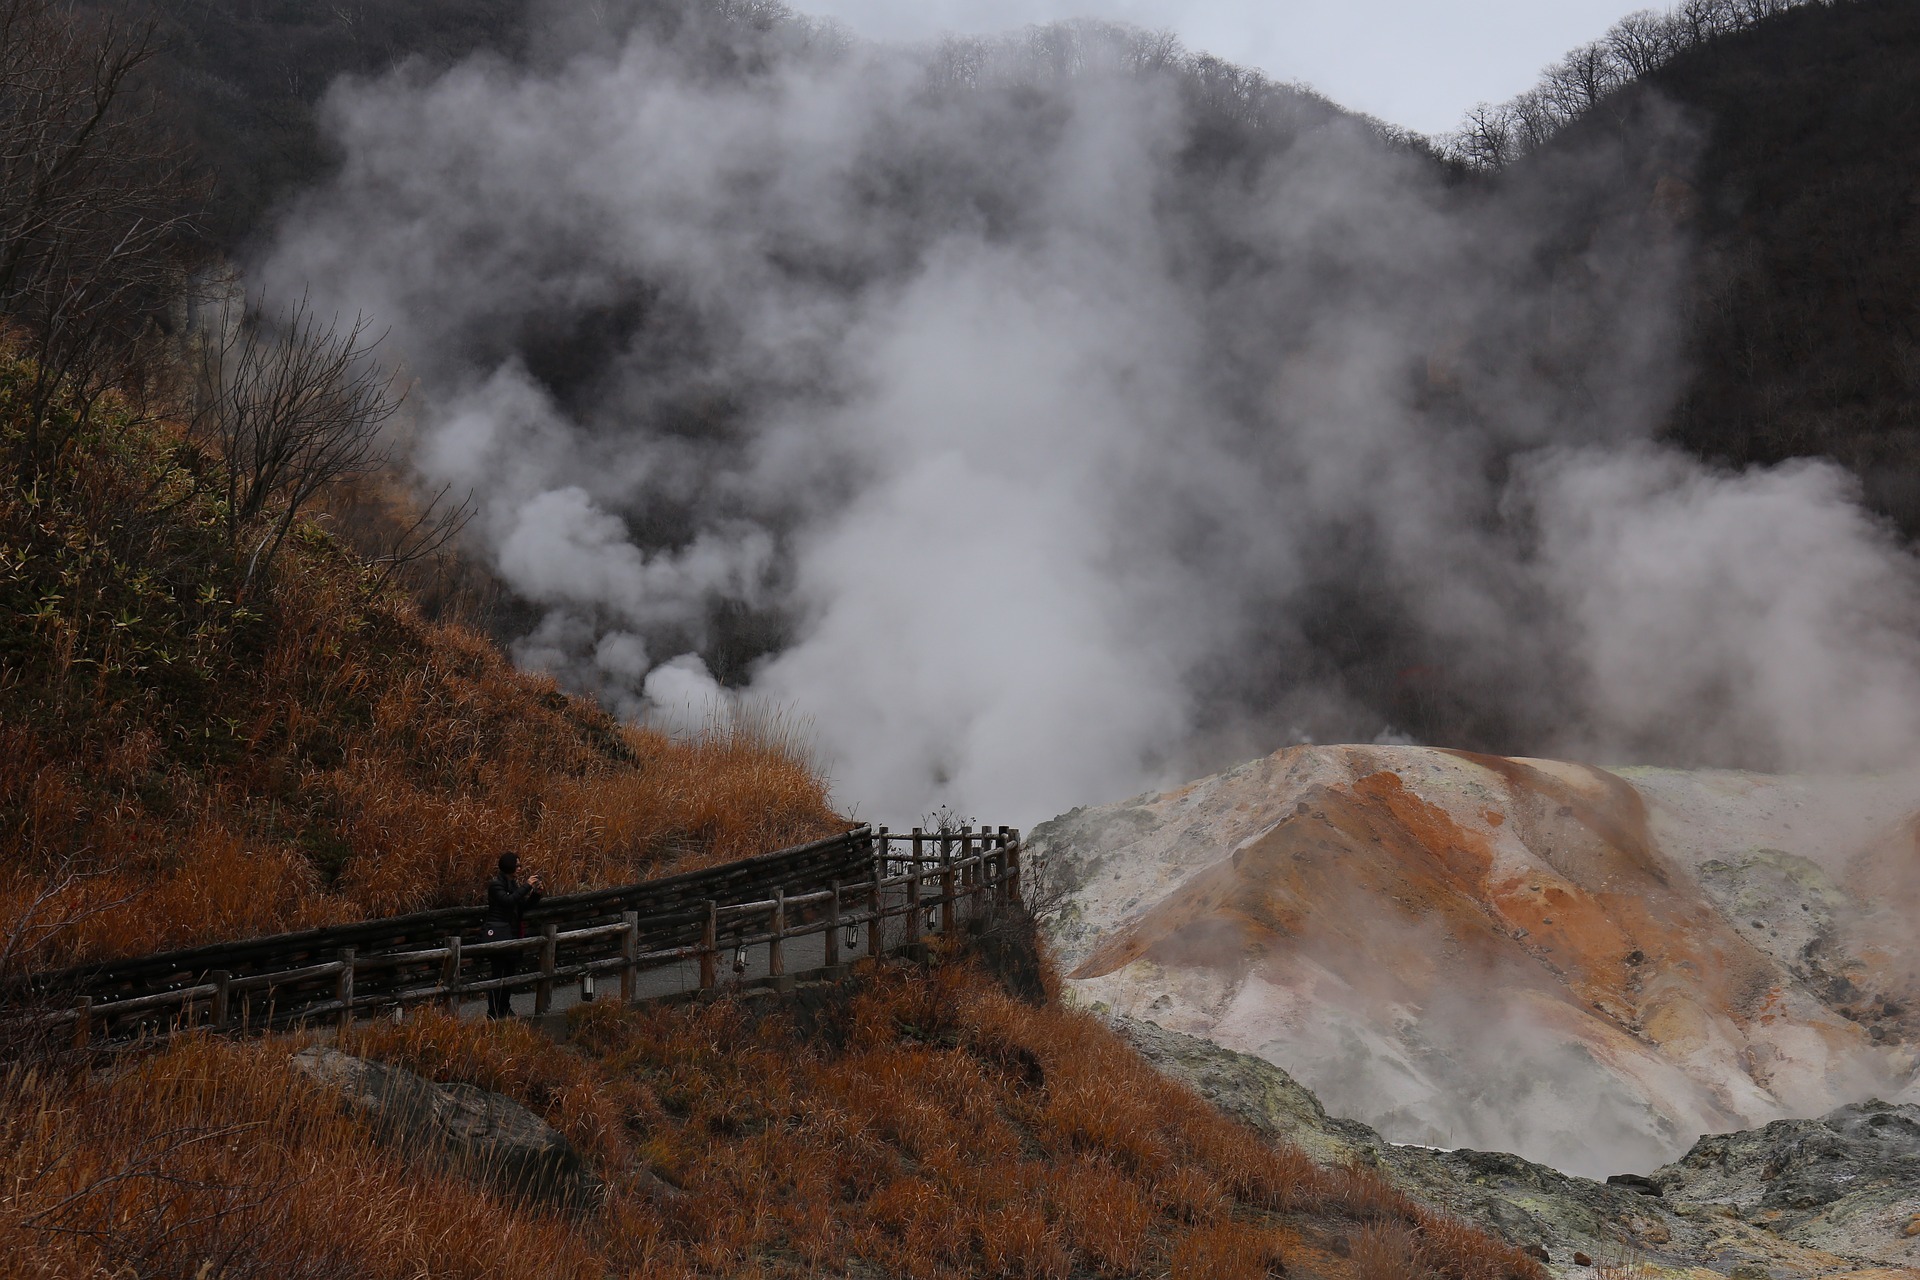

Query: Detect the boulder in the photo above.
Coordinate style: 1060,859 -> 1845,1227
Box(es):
1651,1100 -> 1920,1266
291,1046 -> 601,1208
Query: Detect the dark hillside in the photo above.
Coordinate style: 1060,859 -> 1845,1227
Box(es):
1659,0 -> 1920,525
1531,0 -> 1920,530
102,0 -> 530,249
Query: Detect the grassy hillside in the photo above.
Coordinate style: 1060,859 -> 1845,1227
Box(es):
0,949 -> 1546,1280
0,346 -> 1545,1280
0,342 -> 842,969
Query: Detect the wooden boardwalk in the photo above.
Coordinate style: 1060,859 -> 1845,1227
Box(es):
27,825 -> 1022,1044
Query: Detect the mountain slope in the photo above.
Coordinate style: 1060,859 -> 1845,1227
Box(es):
1529,0 -> 1920,531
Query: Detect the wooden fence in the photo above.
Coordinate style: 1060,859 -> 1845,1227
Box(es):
31,825 -> 1022,1045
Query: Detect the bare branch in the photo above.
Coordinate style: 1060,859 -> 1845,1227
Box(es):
364,481 -> 478,595
188,292 -> 406,587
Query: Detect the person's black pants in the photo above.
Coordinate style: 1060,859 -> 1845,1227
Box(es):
483,923 -> 515,1018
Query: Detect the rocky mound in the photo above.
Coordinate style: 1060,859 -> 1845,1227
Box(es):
1116,1015 -> 1920,1276
1032,745 -> 1920,1176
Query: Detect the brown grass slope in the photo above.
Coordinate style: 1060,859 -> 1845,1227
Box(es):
0,348 -> 1544,1280
0,950 -> 1550,1280
0,344 -> 842,969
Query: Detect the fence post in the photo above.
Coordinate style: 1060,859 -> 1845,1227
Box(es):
700,900 -> 718,990
906,854 -> 922,946
969,832 -> 986,921
769,889 -> 786,984
868,831 -> 885,958
535,923 -> 557,1015
942,828 -> 962,935
72,996 -> 91,1052
621,910 -> 639,1003
336,948 -> 356,1036
211,970 -> 231,1031
442,934 -> 463,1015
1007,839 -> 1021,903
825,880 -> 841,969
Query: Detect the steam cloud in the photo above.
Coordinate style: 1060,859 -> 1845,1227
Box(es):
261,5 -> 1920,825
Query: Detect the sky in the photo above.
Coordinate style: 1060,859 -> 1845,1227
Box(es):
796,0 -> 1657,134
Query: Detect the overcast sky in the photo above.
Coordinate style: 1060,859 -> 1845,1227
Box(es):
800,0 -> 1653,135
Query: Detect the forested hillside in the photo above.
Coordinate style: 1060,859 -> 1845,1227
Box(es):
95,0 -> 529,248
1457,0 -> 1920,531
0,343 -> 841,969
1647,1 -> 1920,527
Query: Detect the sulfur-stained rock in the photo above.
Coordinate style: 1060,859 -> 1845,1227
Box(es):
1034,745 -> 1920,1178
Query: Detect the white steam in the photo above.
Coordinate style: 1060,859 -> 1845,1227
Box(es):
261,9 -> 1920,825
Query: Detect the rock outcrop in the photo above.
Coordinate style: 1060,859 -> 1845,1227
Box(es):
1033,745 -> 1920,1177
291,1047 -> 601,1207
1117,1015 -> 1920,1277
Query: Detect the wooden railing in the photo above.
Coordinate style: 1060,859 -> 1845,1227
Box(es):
32,825 -> 1022,1044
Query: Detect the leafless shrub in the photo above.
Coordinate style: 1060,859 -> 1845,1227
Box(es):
188,293 -> 405,587
364,481 -> 477,594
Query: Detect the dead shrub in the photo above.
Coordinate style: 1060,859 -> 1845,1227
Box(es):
979,1198 -> 1072,1279
1415,1210 -> 1549,1280
1168,1218 -> 1286,1280
1352,1221 -> 1423,1280
1155,1162 -> 1230,1224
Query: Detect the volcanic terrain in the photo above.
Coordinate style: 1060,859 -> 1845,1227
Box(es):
1034,746 -> 1920,1177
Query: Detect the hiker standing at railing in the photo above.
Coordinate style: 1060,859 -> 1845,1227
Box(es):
483,852 -> 542,1018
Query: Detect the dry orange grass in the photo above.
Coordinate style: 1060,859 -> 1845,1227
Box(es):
2,514 -> 841,968
2,347 -> 844,969
0,1035 -> 600,1280
0,955 -> 1548,1280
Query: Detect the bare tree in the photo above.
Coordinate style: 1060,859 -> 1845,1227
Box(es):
1541,41 -> 1628,119
1508,87 -> 1569,155
1674,0 -> 1742,48
1442,0 -> 1838,170
189,295 -> 404,588
1731,0 -> 1797,22
1607,10 -> 1680,77
0,0 -> 199,463
1452,102 -> 1519,170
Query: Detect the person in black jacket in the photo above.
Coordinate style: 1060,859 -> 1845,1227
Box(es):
482,852 -> 542,1018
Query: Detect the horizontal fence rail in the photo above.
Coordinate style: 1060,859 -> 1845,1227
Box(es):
26,825 -> 1023,1045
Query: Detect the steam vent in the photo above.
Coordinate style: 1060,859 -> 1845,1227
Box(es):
1033,746 -> 1920,1179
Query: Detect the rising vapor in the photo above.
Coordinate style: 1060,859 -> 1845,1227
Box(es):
261,2 -> 1920,823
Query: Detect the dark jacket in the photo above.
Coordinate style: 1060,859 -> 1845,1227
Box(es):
484,872 -> 542,932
